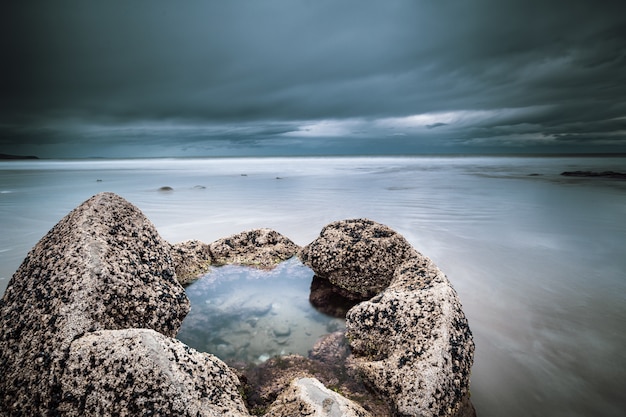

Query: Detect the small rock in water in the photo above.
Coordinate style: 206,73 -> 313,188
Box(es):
326,319 -> 344,333
159,186 -> 174,192
273,323 -> 291,337
244,299 -> 273,317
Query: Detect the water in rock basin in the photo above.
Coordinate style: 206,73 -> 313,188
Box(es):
176,257 -> 345,365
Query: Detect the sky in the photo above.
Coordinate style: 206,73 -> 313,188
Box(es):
1,0 -> 626,158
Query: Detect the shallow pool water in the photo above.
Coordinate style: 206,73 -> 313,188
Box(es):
176,258 -> 345,365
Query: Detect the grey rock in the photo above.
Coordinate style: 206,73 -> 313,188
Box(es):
171,239 -> 213,285
58,328 -> 249,417
0,194 -> 476,417
0,192 -> 189,415
264,377 -> 372,417
346,256 -> 475,417
273,322 -> 291,337
299,218 -> 417,300
209,228 -> 300,268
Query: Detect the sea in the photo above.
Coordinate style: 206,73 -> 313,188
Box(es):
1,155 -> 625,417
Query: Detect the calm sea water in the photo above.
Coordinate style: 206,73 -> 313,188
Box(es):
1,156 -> 625,416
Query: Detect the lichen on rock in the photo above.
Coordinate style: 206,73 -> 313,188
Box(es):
299,218 -> 417,300
171,229 -> 300,286
171,239 -> 213,285
0,192 -> 190,415
209,228 -> 300,269
346,256 -> 475,417
58,328 -> 249,417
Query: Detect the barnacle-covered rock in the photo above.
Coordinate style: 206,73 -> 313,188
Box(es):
59,329 -> 249,416
0,192 -> 189,415
209,228 -> 300,269
346,256 -> 475,417
299,218 -> 417,300
171,239 -> 213,285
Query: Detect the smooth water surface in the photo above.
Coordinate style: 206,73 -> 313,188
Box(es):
176,258 -> 344,365
1,156 -> 625,416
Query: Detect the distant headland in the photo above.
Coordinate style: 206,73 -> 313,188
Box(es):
561,170 -> 626,179
0,153 -> 39,160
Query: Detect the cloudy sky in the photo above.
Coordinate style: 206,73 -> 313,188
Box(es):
2,0 -> 625,158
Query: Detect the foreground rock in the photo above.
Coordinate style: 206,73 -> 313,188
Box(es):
346,256 -> 475,417
242,335 -> 390,416
299,219 -> 417,300
59,328 -> 249,416
0,193 -> 200,415
264,377 -> 371,417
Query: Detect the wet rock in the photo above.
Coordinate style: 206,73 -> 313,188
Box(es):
158,186 -> 174,191
59,329 -> 248,416
0,192 -> 190,415
299,218 -> 417,300
264,377 -> 372,417
0,194 -> 475,417
273,322 -> 291,337
242,337 -> 391,416
309,274 -> 360,318
209,228 -> 300,268
346,255 -> 475,417
171,239 -> 213,285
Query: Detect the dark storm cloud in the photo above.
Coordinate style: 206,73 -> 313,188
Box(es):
1,0 -> 625,157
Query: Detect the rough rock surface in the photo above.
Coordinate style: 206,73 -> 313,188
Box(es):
58,328 -> 249,417
346,255 -> 475,417
171,239 -> 213,285
242,337 -> 390,416
264,377 -> 372,417
299,219 -> 417,300
0,192 -> 190,415
309,275 -> 360,318
0,195 -> 475,417
209,228 -> 300,268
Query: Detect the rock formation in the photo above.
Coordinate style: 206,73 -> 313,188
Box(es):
58,328 -> 249,416
301,219 -> 475,417
299,219 -> 417,300
209,228 -> 300,268
346,256 -> 475,417
172,229 -> 300,285
0,196 -> 475,417
171,239 -> 213,285
0,193 -> 244,416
